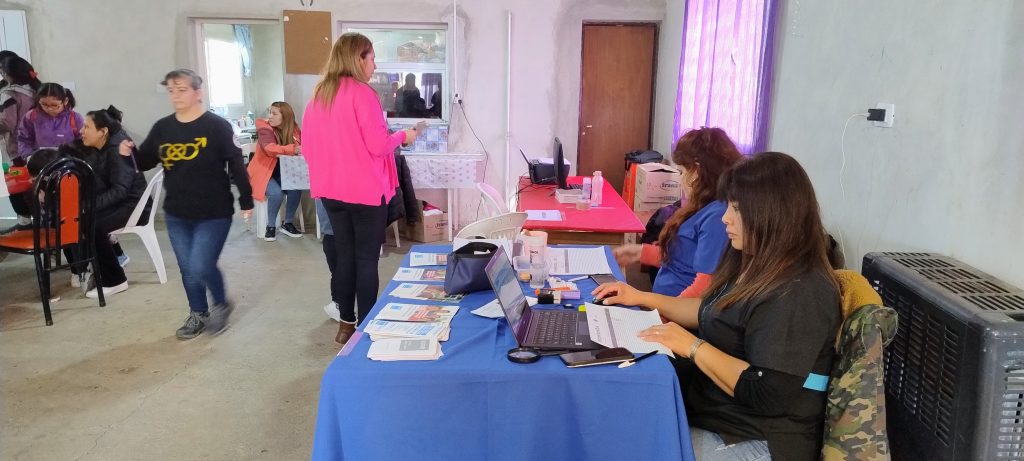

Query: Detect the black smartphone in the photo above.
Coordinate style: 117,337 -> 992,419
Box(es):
590,274 -> 618,285
560,347 -> 634,368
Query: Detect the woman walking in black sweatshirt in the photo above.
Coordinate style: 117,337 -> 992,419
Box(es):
121,69 -> 253,340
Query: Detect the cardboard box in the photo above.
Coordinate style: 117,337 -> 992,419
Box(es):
633,199 -> 673,213
635,163 -> 682,203
402,210 -> 449,243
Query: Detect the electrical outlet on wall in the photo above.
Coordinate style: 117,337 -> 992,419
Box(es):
873,103 -> 895,128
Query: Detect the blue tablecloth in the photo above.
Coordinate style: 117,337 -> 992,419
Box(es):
311,245 -> 695,461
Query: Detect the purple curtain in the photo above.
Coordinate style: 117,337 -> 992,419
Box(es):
673,0 -> 778,154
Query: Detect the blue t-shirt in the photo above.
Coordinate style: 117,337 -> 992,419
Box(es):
650,200 -> 730,296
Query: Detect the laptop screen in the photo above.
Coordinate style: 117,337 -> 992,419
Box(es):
484,247 -> 530,342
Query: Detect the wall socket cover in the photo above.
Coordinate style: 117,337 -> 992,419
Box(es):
874,103 -> 895,128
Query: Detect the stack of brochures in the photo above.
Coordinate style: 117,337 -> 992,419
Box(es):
393,267 -> 447,283
367,338 -> 443,361
389,283 -> 464,304
363,303 -> 460,342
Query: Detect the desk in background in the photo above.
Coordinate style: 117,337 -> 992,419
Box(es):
516,176 -> 645,245
311,244 -> 694,461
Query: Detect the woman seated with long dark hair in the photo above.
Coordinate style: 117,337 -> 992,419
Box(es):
63,106 -> 147,298
593,152 -> 842,461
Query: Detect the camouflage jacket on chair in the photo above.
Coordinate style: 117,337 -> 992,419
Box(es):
822,303 -> 898,461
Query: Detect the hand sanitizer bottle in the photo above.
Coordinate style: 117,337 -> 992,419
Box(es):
581,177 -> 592,202
590,171 -> 604,206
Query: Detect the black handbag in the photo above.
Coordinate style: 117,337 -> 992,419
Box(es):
444,242 -> 499,295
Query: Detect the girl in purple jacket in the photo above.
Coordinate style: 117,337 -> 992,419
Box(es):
17,83 -> 83,159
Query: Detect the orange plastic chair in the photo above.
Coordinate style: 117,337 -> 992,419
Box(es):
0,157 -> 103,325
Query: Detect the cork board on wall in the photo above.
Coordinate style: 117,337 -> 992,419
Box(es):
283,10 -> 332,75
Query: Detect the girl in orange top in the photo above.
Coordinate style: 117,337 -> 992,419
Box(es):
247,101 -> 303,241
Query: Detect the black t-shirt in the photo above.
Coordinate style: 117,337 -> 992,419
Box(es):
136,112 -> 253,219
686,269 -> 841,461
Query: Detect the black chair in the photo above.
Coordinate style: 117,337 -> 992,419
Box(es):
0,157 -> 104,325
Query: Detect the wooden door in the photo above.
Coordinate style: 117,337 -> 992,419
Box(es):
578,23 -> 657,194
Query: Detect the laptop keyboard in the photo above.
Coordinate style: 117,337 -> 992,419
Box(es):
533,311 -> 579,345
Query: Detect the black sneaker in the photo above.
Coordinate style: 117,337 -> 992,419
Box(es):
176,312 -> 208,340
280,222 -> 302,238
206,301 -> 234,335
264,226 -> 276,241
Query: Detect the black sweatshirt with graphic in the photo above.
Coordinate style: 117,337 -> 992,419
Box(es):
135,111 -> 253,219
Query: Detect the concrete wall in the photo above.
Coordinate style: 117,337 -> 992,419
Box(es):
6,0 -> 668,226
250,23 -> 284,115
768,0 -> 1024,288
652,0 -> 684,160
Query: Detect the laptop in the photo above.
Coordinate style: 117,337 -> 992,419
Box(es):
484,247 -> 599,351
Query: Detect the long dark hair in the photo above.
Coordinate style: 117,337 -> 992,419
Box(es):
86,105 -> 124,143
706,152 -> 839,309
1,56 -> 40,91
36,83 -> 76,109
657,127 -> 742,260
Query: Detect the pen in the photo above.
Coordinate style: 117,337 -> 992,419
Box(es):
567,275 -> 588,282
618,350 -> 658,368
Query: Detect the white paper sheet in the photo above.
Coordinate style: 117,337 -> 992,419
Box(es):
367,338 -> 443,361
547,247 -> 613,275
471,297 -> 538,319
410,253 -> 448,267
393,268 -> 447,282
525,210 -> 562,221
585,303 -> 672,355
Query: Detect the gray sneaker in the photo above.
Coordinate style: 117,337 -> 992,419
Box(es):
206,301 -> 234,335
176,312 -> 208,340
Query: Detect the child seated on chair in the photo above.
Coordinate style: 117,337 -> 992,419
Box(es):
58,106 -> 148,299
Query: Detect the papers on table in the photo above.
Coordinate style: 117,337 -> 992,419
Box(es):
363,319 -> 450,341
410,252 -> 447,267
471,297 -> 538,319
547,247 -> 613,275
394,268 -> 447,283
376,303 -> 459,323
367,338 -> 443,361
525,209 -> 563,221
389,283 -> 464,304
584,303 -> 672,355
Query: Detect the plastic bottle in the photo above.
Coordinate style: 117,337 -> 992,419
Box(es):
590,171 -> 604,206
246,110 -> 255,126
581,177 -> 592,202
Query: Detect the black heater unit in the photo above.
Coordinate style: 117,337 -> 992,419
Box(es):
862,252 -> 1024,461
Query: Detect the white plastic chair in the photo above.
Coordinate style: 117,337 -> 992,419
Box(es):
254,194 -> 306,239
240,142 -> 257,165
476,182 -> 508,217
110,170 -> 167,284
455,212 -> 528,240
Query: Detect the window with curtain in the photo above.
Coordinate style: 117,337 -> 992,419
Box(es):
674,0 -> 778,154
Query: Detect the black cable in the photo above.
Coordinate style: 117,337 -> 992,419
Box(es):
455,100 -> 492,218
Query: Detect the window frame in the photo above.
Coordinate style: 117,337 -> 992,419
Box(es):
339,21 -> 450,124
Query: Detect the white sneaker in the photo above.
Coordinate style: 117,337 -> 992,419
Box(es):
86,281 -> 129,299
323,301 -> 341,322
71,273 -> 80,288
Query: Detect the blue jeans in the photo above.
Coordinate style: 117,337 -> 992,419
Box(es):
690,427 -> 770,461
165,213 -> 232,313
265,177 -> 302,227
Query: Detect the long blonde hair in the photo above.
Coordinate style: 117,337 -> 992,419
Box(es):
270,101 -> 299,145
312,33 -> 374,108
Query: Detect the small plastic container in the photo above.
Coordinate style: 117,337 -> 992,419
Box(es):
575,198 -> 591,211
529,261 -> 549,289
